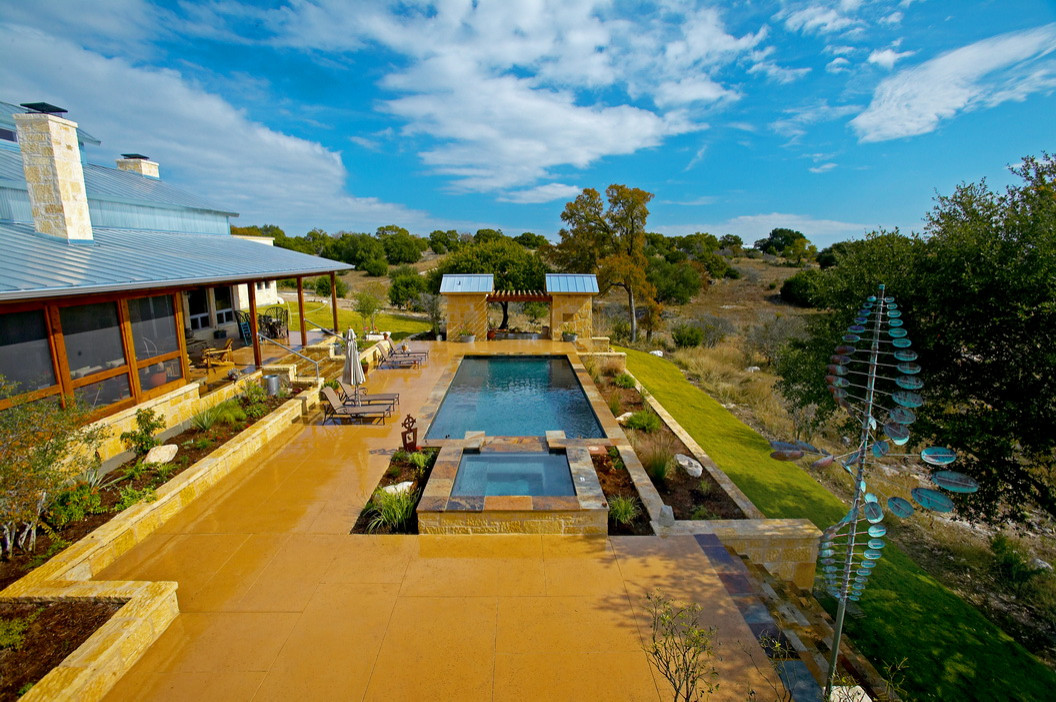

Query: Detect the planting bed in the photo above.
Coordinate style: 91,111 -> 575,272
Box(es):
351,450 -> 437,534
591,449 -> 653,535
0,392 -> 292,590
0,600 -> 122,701
595,373 -> 744,521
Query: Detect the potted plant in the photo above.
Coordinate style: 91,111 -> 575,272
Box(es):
561,324 -> 578,343
457,325 -> 475,343
148,362 -> 167,387
361,358 -> 369,375
486,322 -> 497,341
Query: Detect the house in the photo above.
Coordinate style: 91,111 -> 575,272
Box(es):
0,101 -> 352,417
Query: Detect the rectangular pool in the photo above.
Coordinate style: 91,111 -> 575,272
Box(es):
424,356 -> 605,440
452,452 -> 575,497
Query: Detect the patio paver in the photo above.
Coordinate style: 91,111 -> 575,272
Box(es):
97,341 -> 782,701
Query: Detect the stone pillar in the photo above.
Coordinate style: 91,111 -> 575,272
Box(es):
549,294 -> 592,340
445,294 -> 488,339
13,112 -> 93,242
116,155 -> 160,178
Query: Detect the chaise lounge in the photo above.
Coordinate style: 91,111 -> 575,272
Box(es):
338,381 -> 399,411
321,386 -> 390,424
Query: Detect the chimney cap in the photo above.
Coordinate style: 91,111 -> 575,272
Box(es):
20,102 -> 68,115
121,153 -> 151,160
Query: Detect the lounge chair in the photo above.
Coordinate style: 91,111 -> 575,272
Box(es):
321,387 -> 389,424
391,343 -> 429,362
202,338 -> 234,368
338,381 -> 398,411
378,346 -> 421,369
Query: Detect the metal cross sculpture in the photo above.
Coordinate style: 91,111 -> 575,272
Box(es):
769,284 -> 979,700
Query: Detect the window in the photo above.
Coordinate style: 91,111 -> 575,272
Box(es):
188,288 -> 209,330
138,357 -> 182,392
214,286 -> 234,324
128,295 -> 179,360
0,310 -> 55,393
59,302 -> 125,380
74,374 -> 131,408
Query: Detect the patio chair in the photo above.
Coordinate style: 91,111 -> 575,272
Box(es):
339,381 -> 399,410
378,346 -> 421,369
321,387 -> 390,424
201,338 -> 234,369
390,342 -> 429,362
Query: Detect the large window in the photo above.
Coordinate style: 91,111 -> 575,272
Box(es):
74,374 -> 131,408
188,288 -> 209,330
59,302 -> 125,380
129,295 -> 179,358
214,286 -> 235,325
0,310 -> 55,393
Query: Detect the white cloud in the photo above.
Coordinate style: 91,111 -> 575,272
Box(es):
880,11 -> 904,26
779,3 -> 862,35
868,47 -> 916,69
852,24 -> 1056,142
772,101 -> 860,140
654,78 -> 738,107
0,23 -> 427,234
748,47 -> 812,83
809,162 -> 838,173
826,57 -> 852,73
498,183 -> 582,204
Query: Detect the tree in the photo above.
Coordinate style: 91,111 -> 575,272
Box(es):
430,239 -> 548,329
429,229 -> 460,255
473,228 -> 506,245
523,301 -> 548,327
647,259 -> 702,305
550,185 -> 657,342
418,293 -> 443,336
778,154 -> 1056,522
330,232 -> 385,268
816,241 -> 852,269
718,234 -> 743,255
377,226 -> 422,265
779,269 -> 823,307
754,227 -> 806,256
313,275 -> 349,298
0,379 -> 107,557
388,265 -> 427,308
514,232 -> 548,249
354,286 -> 385,332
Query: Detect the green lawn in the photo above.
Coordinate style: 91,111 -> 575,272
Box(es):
623,346 -> 1055,702
286,303 -> 431,341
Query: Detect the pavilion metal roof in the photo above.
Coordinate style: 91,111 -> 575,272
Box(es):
0,101 -> 100,145
439,274 -> 494,293
0,222 -> 352,302
545,274 -> 599,294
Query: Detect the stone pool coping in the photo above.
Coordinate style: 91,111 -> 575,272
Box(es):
1,384 -> 318,702
416,433 -> 608,534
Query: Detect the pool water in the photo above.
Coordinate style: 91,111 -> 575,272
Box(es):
452,452 -> 574,497
424,356 -> 605,439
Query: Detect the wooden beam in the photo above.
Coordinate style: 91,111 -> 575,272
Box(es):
296,276 -> 307,348
173,292 -> 190,382
118,299 -> 141,401
248,284 -> 262,368
330,271 -> 339,334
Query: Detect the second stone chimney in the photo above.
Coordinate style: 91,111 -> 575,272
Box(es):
14,105 -> 93,243
116,153 -> 160,179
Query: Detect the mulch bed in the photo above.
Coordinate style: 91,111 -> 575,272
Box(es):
0,600 -> 122,701
0,392 -> 294,591
595,372 -> 744,521
351,450 -> 435,534
591,450 -> 653,535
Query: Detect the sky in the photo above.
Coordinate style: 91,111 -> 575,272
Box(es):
1,0 -> 1055,249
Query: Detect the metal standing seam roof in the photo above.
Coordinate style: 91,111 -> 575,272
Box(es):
439,274 -> 494,293
0,101 -> 100,145
0,146 -> 236,216
545,274 -> 599,294
0,223 -> 353,302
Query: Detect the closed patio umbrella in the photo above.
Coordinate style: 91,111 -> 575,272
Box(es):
342,330 -> 366,388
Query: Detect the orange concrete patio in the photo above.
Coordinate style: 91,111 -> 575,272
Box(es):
97,340 -> 782,701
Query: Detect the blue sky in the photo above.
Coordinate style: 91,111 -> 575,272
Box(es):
2,1 -> 1054,248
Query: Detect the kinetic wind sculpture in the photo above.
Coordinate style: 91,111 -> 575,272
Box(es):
768,284 -> 979,700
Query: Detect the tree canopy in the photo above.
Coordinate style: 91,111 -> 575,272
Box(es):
549,185 -> 656,341
777,154 -> 1056,523
754,227 -> 817,262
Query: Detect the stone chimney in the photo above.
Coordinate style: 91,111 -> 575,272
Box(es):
13,106 -> 93,242
116,153 -> 160,179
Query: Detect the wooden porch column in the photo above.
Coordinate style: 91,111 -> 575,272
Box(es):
248,283 -> 262,369
330,271 -> 339,334
296,276 -> 307,348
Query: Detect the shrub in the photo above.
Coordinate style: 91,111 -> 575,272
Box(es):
643,592 -> 720,702
409,452 -> 429,470
214,399 -> 247,425
392,449 -> 410,464
113,486 -> 157,512
610,319 -> 631,343
183,437 -> 214,451
123,460 -> 149,481
613,372 -> 636,389
367,488 -> 419,532
690,505 -> 717,520
991,534 -> 1046,595
313,275 -> 350,298
244,403 -> 268,419
780,268 -> 823,307
242,382 -> 268,405
46,483 -> 103,528
362,258 -> 388,277
607,394 -> 622,417
191,406 -> 220,432
609,496 -> 641,525
26,538 -> 70,569
153,462 -> 177,484
626,410 -> 661,433
672,324 -> 705,348
0,609 -> 41,651
120,408 -> 165,456
636,432 -> 676,484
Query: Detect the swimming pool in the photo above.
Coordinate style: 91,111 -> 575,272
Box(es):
452,452 -> 575,497
424,356 -> 605,440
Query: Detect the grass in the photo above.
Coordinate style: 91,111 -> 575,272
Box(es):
622,346 -> 1056,702
286,302 -> 430,341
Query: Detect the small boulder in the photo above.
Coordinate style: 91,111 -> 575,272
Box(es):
658,505 -> 675,527
649,350 -> 664,357
381,481 -> 414,496
675,453 -> 703,478
1033,557 -> 1053,572
746,365 -> 761,373
144,444 -> 178,465
615,412 -> 635,425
